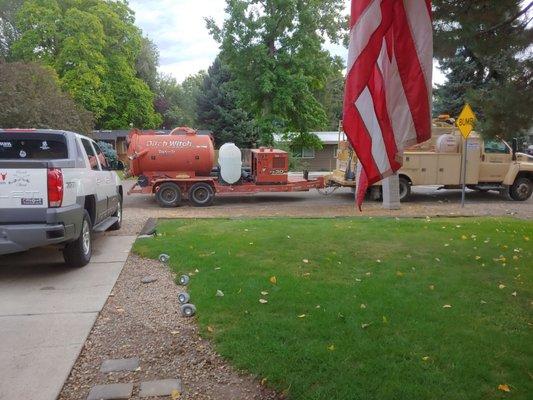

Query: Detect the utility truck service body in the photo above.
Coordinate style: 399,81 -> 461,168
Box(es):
327,121 -> 533,201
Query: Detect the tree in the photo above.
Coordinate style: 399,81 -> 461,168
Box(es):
136,36 -> 159,92
0,62 -> 93,134
0,0 -> 22,61
207,0 -> 346,147
433,0 -> 533,139
314,56 -> 345,131
8,0 -> 161,129
154,72 -> 206,129
197,58 -> 258,148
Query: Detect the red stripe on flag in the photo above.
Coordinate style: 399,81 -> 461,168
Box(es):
350,0 -> 377,28
392,2 -> 432,143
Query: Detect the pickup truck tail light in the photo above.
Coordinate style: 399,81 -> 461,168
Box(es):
47,168 -> 63,208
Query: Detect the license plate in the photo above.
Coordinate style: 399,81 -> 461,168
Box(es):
21,198 -> 43,206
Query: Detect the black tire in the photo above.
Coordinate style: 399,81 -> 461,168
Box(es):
155,183 -> 182,207
189,182 -> 215,207
399,177 -> 411,202
509,177 -> 532,201
109,194 -> 122,231
63,210 -> 92,268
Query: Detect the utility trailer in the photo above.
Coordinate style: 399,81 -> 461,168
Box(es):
126,128 -> 325,207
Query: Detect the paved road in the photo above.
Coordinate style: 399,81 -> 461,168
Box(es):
0,234 -> 135,400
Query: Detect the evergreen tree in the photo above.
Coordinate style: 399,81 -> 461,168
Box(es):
197,58 -> 258,148
433,0 -> 533,138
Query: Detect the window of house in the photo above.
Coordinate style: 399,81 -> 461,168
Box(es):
299,148 -> 315,158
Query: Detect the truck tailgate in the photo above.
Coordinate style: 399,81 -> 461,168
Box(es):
0,168 -> 48,209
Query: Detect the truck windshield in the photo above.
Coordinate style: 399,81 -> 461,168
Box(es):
0,133 -> 68,160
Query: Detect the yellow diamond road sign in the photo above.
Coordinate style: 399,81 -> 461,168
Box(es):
456,103 -> 477,139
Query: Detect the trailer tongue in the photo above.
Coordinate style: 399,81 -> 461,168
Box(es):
126,127 -> 325,207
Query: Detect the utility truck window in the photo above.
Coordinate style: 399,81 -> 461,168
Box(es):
0,133 -> 68,160
81,139 -> 100,171
484,140 -> 509,154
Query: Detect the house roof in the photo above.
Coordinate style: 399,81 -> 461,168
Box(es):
273,132 -> 346,145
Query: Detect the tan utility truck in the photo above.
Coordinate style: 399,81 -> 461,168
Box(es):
326,121 -> 533,202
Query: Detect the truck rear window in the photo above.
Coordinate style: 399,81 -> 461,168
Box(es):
0,133 -> 68,160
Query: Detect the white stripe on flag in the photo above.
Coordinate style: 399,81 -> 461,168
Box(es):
377,41 -> 417,149
403,0 -> 433,104
347,0 -> 382,74
355,86 -> 391,174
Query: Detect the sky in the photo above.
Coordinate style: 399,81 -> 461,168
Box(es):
129,0 -> 445,84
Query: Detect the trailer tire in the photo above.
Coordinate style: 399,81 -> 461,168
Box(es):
189,182 -> 215,207
509,177 -> 532,201
156,183 -> 182,207
399,177 -> 411,202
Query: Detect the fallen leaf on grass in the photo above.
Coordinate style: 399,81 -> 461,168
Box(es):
512,291 -> 517,297
327,344 -> 335,351
435,257 -> 441,262
480,300 -> 487,304
298,314 -> 307,318
396,271 -> 404,277
376,259 -> 382,263
361,323 -> 372,329
171,389 -> 181,399
429,285 -> 435,290
259,299 -> 268,304
382,316 -> 388,324
442,304 -> 452,308
261,291 -> 269,296
355,278 -> 362,282
498,384 -> 511,392
524,236 -> 530,241
302,259 -> 309,264
475,256 -> 481,260
360,304 -> 367,309
261,378 -> 268,385
461,235 -> 468,240
422,356 -> 430,361
498,284 -> 506,289
269,276 -> 277,285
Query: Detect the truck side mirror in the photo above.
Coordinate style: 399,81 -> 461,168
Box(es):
512,138 -> 518,161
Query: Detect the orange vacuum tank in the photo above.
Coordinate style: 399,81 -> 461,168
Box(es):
128,127 -> 215,177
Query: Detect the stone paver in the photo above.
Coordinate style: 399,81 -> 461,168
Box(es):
86,383 -> 133,400
100,357 -> 140,373
139,379 -> 182,397
141,276 -> 158,284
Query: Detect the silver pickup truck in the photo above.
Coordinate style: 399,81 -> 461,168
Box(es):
0,129 -> 123,267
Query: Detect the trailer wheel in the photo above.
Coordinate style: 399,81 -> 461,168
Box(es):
189,182 -> 215,207
399,177 -> 411,202
510,177 -> 532,201
156,183 -> 182,207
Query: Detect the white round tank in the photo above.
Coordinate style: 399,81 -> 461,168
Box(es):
218,143 -> 242,184
436,134 -> 459,153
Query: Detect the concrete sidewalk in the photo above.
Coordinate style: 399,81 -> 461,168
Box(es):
0,235 -> 136,400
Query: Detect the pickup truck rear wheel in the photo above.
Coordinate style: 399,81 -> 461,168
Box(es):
156,183 -> 182,207
510,177 -> 532,201
63,210 -> 92,268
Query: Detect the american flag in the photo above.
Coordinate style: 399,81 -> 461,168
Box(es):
343,0 -> 433,209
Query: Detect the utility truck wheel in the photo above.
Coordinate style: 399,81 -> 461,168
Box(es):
178,292 -> 190,304
189,183 -> 214,207
178,275 -> 190,286
109,195 -> 122,231
156,183 -> 182,207
399,177 -> 411,202
64,210 -> 92,268
510,177 -> 532,201
181,304 -> 196,317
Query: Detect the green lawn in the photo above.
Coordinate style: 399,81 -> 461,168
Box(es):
134,217 -> 532,400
